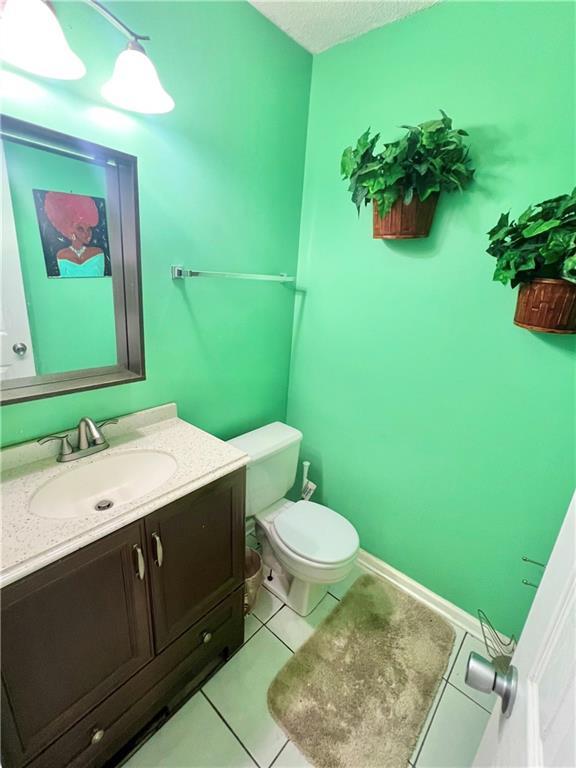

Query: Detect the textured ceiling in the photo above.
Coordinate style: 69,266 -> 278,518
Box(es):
249,0 -> 439,53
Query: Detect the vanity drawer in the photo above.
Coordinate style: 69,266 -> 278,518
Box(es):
25,587 -> 244,768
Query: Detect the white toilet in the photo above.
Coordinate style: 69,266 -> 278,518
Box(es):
229,422 -> 359,616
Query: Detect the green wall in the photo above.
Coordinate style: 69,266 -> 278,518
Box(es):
2,0 -> 574,636
4,141 -> 116,374
0,1 -> 311,444
287,0 -> 575,637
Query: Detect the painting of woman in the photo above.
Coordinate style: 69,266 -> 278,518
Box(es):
33,190 -> 111,278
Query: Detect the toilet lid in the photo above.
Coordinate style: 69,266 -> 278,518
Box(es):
273,501 -> 359,564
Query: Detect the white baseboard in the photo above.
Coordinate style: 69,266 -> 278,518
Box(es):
357,548 -> 486,640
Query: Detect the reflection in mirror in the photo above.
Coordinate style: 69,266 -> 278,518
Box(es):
1,141 -> 117,376
0,116 -> 144,404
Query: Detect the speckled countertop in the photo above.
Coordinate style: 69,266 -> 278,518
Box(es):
0,404 -> 248,588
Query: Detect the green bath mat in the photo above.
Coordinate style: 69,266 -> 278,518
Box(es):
268,574 -> 455,768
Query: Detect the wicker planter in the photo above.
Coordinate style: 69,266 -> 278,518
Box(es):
514,278 -> 576,334
372,193 -> 439,239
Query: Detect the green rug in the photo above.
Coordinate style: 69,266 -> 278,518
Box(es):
268,575 -> 455,768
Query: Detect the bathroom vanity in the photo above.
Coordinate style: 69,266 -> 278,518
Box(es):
0,405 -> 248,768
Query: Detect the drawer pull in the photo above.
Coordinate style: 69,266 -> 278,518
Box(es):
152,532 -> 164,567
133,545 -> 145,581
91,727 -> 105,745
201,630 -> 212,644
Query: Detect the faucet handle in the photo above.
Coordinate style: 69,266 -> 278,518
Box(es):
38,433 -> 73,459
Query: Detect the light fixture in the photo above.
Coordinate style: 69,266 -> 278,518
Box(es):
0,0 -> 174,115
0,0 -> 86,80
89,0 -> 174,114
101,40 -> 175,115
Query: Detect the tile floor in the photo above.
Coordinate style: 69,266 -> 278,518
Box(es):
124,566 -> 492,768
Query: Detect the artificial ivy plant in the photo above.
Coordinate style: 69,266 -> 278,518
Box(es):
340,110 -> 475,218
487,189 -> 576,287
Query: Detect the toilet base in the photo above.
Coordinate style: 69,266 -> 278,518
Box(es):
257,529 -> 329,616
263,567 -> 328,617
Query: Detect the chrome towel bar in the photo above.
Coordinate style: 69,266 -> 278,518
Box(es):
171,265 -> 295,283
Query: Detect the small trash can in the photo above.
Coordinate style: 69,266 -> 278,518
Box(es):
244,547 -> 263,615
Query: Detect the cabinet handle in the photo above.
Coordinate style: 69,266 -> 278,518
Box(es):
151,532 -> 164,567
133,545 -> 145,580
91,727 -> 105,745
201,630 -> 212,644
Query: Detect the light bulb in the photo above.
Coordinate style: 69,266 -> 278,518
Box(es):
0,0 -> 85,80
101,41 -> 174,115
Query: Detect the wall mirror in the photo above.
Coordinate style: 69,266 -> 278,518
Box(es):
0,116 -> 144,405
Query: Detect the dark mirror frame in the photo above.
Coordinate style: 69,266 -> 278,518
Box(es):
0,115 -> 145,405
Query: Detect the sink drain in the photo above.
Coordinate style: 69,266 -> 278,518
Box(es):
95,499 -> 114,511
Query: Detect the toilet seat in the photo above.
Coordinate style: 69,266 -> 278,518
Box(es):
272,500 -> 359,565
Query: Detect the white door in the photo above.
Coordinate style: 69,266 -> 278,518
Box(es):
473,492 -> 575,767
0,143 -> 36,379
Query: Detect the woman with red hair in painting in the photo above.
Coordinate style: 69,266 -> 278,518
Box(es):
44,191 -> 105,277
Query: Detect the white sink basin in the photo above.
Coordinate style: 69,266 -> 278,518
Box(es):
30,450 -> 178,520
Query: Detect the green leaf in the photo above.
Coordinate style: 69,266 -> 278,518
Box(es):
420,183 -> 441,201
375,188 -> 400,217
517,206 -> 534,226
380,165 -> 405,186
352,182 -> 368,212
522,219 -> 561,237
403,187 -> 414,205
381,143 -> 400,162
515,253 -> 537,272
420,119 -> 445,133
356,161 -> 383,177
493,264 -> 514,284
341,146 -> 355,177
540,230 -> 576,263
562,254 -> 576,283
356,128 -> 372,155
439,109 -> 452,128
487,212 -> 510,240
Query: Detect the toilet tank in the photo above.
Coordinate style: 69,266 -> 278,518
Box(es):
228,422 -> 302,517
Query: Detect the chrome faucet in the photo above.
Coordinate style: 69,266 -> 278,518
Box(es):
39,417 -> 119,463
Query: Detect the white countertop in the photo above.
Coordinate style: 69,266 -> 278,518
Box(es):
0,404 -> 248,588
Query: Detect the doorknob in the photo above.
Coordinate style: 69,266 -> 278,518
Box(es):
465,652 -> 518,717
12,342 -> 27,356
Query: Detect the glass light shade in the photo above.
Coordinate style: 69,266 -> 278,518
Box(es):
0,0 -> 85,80
101,45 -> 174,114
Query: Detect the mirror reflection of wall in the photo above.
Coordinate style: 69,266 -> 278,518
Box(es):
1,139 -> 117,380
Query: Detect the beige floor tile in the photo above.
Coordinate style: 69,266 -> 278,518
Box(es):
123,692 -> 256,767
203,627 -> 292,768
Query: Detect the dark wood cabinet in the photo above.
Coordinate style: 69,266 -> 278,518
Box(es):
1,468 -> 245,768
145,469 -> 244,651
1,523 -> 152,767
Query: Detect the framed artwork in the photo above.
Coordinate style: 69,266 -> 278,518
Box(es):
33,189 -> 111,278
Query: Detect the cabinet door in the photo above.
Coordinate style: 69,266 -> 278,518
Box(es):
145,468 -> 245,651
1,522 -> 152,766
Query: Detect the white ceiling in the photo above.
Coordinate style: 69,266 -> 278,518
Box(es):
249,0 -> 439,54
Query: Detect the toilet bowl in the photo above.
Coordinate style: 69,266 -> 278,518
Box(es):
228,422 -> 359,616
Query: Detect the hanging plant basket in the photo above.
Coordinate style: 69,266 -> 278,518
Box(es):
372,194 -> 439,239
488,189 -> 576,333
341,112 -> 474,242
514,279 -> 576,334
